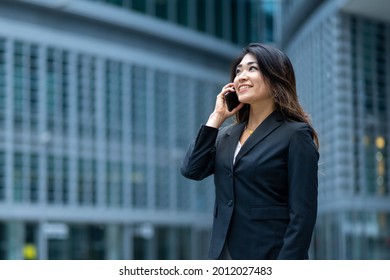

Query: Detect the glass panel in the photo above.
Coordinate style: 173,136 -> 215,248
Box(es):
0,39 -> 6,127
131,65 -> 147,208
47,155 -> 55,203
106,161 -> 123,207
156,226 -> 170,259
105,60 -> 122,143
132,0 -> 147,13
196,0 -> 206,32
30,45 -> 39,132
0,222 -> 6,259
30,154 -> 38,202
67,224 -> 105,260
133,223 -> 154,259
155,0 -> 168,20
13,152 -> 23,202
77,55 -> 96,141
177,227 -> 191,259
0,151 -> 5,201
154,71 -> 169,210
230,0 -> 238,43
177,0 -> 188,26
214,0 -> 223,39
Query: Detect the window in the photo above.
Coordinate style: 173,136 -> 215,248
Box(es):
106,161 -> 123,207
177,0 -> 188,26
196,0 -> 206,32
132,0 -> 146,13
0,38 -> 6,127
155,0 -> 169,20
154,71 -> 170,210
0,151 -> 5,201
105,60 -> 122,142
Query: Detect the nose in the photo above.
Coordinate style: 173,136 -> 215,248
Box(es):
237,71 -> 248,81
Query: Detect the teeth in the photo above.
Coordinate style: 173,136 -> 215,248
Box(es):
239,85 -> 251,90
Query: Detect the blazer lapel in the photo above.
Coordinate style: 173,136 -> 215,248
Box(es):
234,110 -> 284,165
224,122 -> 246,169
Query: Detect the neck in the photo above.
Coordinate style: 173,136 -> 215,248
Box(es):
246,103 -> 275,129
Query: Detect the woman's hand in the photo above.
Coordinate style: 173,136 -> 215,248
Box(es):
206,83 -> 244,128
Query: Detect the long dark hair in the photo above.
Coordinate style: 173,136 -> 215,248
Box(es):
230,43 -> 319,148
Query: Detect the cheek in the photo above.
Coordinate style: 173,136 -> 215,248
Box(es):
233,78 -> 239,90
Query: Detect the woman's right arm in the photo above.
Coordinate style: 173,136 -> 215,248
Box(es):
180,125 -> 219,180
181,83 -> 243,181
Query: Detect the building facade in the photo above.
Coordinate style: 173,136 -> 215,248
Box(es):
0,0 -> 265,260
280,0 -> 390,259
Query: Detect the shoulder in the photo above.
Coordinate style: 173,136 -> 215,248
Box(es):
282,120 -> 313,138
283,119 -> 309,130
284,121 -> 318,156
271,110 -> 312,138
281,120 -> 317,148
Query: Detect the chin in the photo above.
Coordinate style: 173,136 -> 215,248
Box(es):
238,97 -> 250,104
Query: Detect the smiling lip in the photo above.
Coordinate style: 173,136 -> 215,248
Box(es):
238,85 -> 252,92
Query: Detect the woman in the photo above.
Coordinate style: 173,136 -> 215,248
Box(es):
181,43 -> 319,260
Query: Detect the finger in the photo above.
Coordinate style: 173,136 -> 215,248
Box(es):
222,83 -> 234,91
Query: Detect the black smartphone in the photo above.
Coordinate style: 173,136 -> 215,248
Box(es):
224,91 -> 240,111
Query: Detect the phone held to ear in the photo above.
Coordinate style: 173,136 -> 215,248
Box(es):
224,91 -> 240,112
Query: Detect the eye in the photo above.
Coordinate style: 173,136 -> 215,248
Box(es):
249,66 -> 258,71
235,68 -> 241,74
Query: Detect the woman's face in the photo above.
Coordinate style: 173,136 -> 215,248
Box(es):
233,53 -> 274,109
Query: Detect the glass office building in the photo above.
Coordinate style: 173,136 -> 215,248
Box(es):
280,0 -> 390,259
0,0 -> 266,259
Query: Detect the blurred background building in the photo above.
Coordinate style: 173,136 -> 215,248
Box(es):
3,0 -> 389,261
0,0 -> 277,259
280,0 -> 390,259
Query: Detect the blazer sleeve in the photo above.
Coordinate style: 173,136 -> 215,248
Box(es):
278,125 -> 319,259
180,125 -> 219,181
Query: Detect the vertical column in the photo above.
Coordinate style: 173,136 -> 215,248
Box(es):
37,221 -> 47,260
5,38 -> 13,203
188,0 -> 197,30
146,227 -> 156,260
129,225 -> 137,260
356,22 -> 364,196
68,52 -> 78,206
122,64 -> 132,208
38,45 -> 47,204
105,224 -> 122,259
188,79 -> 196,211
168,0 -> 177,22
237,0 -> 245,44
23,43 -> 31,202
146,0 -> 155,15
146,69 -> 155,209
167,227 -> 177,259
54,49 -> 63,203
386,24 -> 390,196
168,75 -> 177,211
205,0 -> 215,35
190,228 -> 198,260
122,224 -> 133,260
96,57 -> 106,207
222,0 -> 232,41
7,221 -> 24,260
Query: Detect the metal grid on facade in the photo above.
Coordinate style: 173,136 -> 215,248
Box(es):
283,0 -> 390,259
0,13 -> 224,258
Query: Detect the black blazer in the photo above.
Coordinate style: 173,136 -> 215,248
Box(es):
181,110 -> 319,259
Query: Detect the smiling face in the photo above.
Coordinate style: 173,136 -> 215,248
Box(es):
233,53 -> 274,111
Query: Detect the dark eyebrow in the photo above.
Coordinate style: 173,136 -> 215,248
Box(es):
236,61 -> 258,68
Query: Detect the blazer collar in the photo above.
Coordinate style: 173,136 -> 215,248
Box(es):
230,110 -> 284,166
